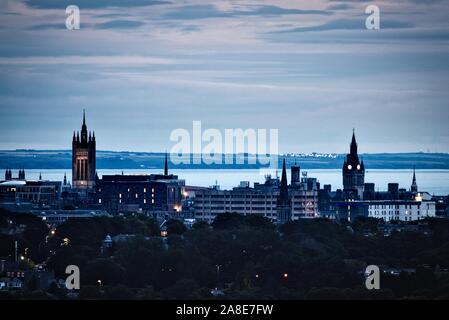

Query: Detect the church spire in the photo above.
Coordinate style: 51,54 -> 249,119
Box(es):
81,109 -> 88,143
278,159 -> 289,206
164,151 -> 169,176
350,128 -> 358,156
411,166 -> 418,193
277,158 -> 291,224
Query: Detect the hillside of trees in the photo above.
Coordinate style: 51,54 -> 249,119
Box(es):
1,209 -> 449,300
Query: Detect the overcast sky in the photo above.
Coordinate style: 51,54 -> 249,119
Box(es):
0,0 -> 449,153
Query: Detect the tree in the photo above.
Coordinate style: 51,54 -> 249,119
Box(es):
211,212 -> 245,230
84,258 -> 125,286
166,219 -> 187,235
192,220 -> 210,230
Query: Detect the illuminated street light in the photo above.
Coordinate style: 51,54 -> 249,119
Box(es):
283,272 -> 288,279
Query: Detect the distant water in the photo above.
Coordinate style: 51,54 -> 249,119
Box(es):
1,169 -> 449,195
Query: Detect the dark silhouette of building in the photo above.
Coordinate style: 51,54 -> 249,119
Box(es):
411,167 -> 418,193
291,160 -> 300,187
4,169 -> 12,181
4,169 -> 25,181
342,130 -> 365,199
72,110 -> 96,190
95,154 -> 184,214
277,159 -> 292,223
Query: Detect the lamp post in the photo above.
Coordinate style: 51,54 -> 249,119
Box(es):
215,264 -> 222,289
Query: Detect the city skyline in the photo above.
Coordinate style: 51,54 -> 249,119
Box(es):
1,0 -> 449,153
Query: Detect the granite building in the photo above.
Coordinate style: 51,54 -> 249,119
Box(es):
72,110 -> 96,190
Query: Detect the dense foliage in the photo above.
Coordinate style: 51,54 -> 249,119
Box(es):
1,209 -> 449,300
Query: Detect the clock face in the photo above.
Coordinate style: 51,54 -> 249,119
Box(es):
357,164 -> 361,170
347,164 -> 352,170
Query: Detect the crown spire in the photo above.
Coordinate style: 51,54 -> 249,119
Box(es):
164,151 -> 168,176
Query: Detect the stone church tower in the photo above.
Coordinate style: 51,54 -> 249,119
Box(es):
72,110 -> 96,190
342,130 -> 365,199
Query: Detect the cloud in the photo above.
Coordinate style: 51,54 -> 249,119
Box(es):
234,5 -> 332,16
274,19 -> 414,33
95,20 -> 145,29
24,0 -> 170,9
163,4 -> 330,20
162,5 -> 231,20
326,4 -> 353,11
28,23 -> 67,30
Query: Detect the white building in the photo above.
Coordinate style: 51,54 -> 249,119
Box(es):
367,193 -> 435,222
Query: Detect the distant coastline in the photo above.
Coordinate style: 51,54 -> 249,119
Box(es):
1,150 -> 449,170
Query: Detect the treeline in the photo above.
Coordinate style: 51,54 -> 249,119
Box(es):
1,209 -> 449,299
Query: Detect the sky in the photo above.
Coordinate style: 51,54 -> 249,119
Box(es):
0,0 -> 449,154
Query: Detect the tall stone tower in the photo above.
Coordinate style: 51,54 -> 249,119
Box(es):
72,110 -> 96,190
342,130 -> 365,198
291,160 -> 301,187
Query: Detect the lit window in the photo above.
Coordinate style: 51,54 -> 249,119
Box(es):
152,199 -> 154,204
99,199 -> 102,204
135,193 -> 138,199
144,199 -> 147,204
119,193 -> 122,199
144,188 -> 147,193
347,165 -> 352,170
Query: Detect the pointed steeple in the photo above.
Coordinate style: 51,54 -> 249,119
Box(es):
81,109 -> 88,143
164,151 -> 168,176
411,166 -> 418,193
63,172 -> 67,185
350,128 -> 358,156
277,158 -> 292,224
278,159 -> 289,206
39,172 -> 42,181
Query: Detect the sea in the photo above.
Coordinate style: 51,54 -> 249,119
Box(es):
1,169 -> 449,196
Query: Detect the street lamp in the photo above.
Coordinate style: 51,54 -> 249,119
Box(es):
215,264 -> 222,289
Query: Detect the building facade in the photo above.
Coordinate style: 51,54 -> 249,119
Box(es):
0,180 -> 61,209
193,164 -> 319,223
72,110 -> 96,190
95,155 -> 185,214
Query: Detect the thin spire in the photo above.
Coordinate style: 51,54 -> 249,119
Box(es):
350,129 -> 358,157
39,172 -> 42,180
278,158 -> 289,205
83,109 -> 86,126
411,166 -> 418,193
164,151 -> 168,176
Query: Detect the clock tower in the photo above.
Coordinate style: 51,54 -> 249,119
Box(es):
342,130 -> 365,199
